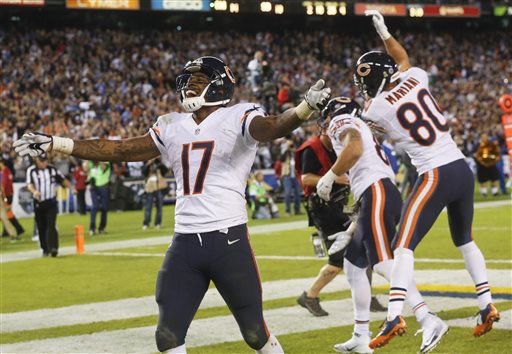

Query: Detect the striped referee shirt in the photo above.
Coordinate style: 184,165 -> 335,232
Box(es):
26,164 -> 65,202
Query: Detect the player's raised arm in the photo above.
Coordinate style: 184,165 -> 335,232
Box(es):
13,132 -> 160,162
249,80 -> 331,142
365,10 -> 411,72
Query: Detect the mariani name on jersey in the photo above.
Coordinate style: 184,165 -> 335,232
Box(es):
383,76 -> 420,105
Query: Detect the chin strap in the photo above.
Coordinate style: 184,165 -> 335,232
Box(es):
181,83 -> 230,112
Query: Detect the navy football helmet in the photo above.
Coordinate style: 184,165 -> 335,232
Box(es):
353,51 -> 400,99
176,56 -> 236,112
321,96 -> 362,120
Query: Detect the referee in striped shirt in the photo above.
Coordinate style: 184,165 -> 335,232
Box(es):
26,155 -> 73,257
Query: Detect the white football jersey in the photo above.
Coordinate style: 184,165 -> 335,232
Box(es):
149,103 -> 265,233
328,114 -> 395,200
363,67 -> 464,175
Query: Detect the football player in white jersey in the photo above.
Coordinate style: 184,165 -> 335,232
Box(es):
316,97 -> 447,354
355,11 -> 500,350
13,56 -> 331,354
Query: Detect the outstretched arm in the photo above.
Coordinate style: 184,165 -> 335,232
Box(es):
249,80 -> 331,142
13,132 -> 160,162
72,134 -> 160,162
365,10 -> 411,72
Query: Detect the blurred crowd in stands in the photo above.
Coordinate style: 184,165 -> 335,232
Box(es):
0,28 -> 510,196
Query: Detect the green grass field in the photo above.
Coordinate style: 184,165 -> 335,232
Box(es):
1,200 -> 511,353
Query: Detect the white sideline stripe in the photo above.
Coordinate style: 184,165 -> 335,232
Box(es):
0,221 -> 308,263
2,269 -> 511,333
90,252 -> 512,264
1,199 -> 510,263
2,296 -> 510,354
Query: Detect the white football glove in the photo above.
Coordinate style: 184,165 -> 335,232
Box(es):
327,231 -> 353,256
365,10 -> 391,40
316,169 -> 338,201
305,79 -> 331,111
13,132 -> 53,157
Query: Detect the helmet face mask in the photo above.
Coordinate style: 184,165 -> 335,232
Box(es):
176,56 -> 236,112
320,96 -> 362,122
353,51 -> 400,99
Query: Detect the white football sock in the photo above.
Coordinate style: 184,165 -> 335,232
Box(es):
163,344 -> 186,353
256,334 -> 284,354
387,248 -> 414,321
344,259 -> 371,334
458,241 -> 493,310
491,186 -> 498,195
373,259 -> 430,324
480,187 -> 487,196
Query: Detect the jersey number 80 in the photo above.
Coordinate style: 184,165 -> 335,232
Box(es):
397,89 -> 449,146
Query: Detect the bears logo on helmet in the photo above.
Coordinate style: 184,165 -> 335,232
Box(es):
353,51 -> 400,99
176,56 -> 236,112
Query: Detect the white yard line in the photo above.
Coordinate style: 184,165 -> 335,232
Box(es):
2,269 -> 510,333
1,296 -> 509,354
0,221 -> 308,263
90,252 -> 512,264
2,199 -> 510,264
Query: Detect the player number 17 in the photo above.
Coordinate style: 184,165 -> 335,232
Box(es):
181,141 -> 214,195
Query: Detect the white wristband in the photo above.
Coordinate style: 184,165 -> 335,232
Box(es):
346,221 -> 357,236
323,169 -> 338,185
52,136 -> 74,155
295,100 -> 315,121
378,29 -> 391,40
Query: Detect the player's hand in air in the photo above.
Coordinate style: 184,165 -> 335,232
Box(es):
295,79 -> 331,120
305,79 -> 331,111
365,10 -> 391,40
327,230 -> 353,255
316,169 -> 338,201
13,132 -> 53,157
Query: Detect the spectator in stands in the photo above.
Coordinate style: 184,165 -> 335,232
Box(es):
474,133 -> 501,197
87,161 -> 111,235
142,157 -> 168,230
247,50 -> 264,95
72,160 -> 88,215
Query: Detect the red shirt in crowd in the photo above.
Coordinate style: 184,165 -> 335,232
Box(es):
72,165 -> 88,190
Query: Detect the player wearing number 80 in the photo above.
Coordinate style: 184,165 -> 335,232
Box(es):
13,56 -> 332,354
357,10 -> 500,351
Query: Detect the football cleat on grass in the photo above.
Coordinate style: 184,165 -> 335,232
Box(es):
473,303 -> 500,337
369,315 -> 406,349
334,332 -> 373,353
296,291 -> 328,316
416,313 -> 449,353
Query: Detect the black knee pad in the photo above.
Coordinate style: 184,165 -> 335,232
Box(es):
155,326 -> 182,352
240,326 -> 268,350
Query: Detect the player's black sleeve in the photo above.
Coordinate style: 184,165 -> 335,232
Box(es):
301,147 -> 323,175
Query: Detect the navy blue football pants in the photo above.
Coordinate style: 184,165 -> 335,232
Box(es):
155,224 -> 269,352
345,178 -> 402,269
394,159 -> 474,250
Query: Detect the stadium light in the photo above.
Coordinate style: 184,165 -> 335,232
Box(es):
260,1 -> 271,12
213,0 -> 227,11
409,6 -> 424,17
229,2 -> 239,13
275,4 -> 284,14
315,3 -> 325,15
